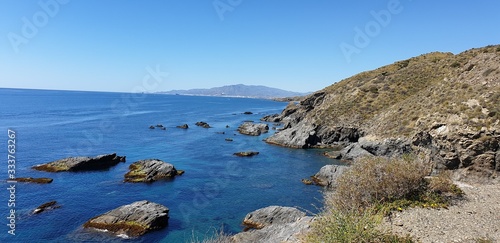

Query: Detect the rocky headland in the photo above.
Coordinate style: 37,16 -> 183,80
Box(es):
265,45 -> 500,179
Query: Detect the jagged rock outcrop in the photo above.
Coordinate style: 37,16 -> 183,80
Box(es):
233,206 -> 312,243
412,125 -> 499,177
261,113 -> 281,122
83,200 -> 169,237
265,45 -> 500,178
124,159 -> 183,183
32,153 -> 126,172
311,165 -> 348,188
238,122 -> 269,136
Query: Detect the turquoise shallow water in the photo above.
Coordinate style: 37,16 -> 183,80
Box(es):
0,88 -> 338,242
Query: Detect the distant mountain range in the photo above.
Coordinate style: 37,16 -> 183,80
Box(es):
160,84 -> 307,99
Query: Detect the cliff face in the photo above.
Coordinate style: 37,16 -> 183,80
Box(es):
266,45 -> 500,177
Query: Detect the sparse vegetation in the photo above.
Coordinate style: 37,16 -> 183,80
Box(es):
304,155 -> 463,243
312,45 -> 500,137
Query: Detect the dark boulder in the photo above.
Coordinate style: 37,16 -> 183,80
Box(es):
32,153 -> 126,172
33,201 -> 60,214
195,121 -> 211,128
177,124 -> 189,129
233,151 -> 259,157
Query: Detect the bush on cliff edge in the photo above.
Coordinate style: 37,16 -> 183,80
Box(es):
304,155 -> 462,243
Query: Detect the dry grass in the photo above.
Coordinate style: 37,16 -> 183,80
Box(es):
306,44 -> 500,137
189,228 -> 233,243
329,155 -> 432,212
304,154 -> 463,243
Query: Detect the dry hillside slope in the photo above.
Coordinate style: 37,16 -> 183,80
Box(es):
266,45 -> 500,178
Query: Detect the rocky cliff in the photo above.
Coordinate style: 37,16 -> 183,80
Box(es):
266,45 -> 500,178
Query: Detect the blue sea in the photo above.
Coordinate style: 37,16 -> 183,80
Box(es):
0,88 -> 337,242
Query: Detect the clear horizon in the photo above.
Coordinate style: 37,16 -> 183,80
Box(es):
1,1 -> 499,93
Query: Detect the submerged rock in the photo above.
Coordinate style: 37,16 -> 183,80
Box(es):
233,206 -> 312,243
12,177 -> 53,184
177,124 -> 189,129
149,125 -> 155,129
238,122 -> 269,136
83,200 -> 169,237
233,151 -> 259,157
124,159 -> 182,183
33,201 -> 61,214
195,121 -> 211,128
301,178 -> 313,185
243,111 -> 253,115
225,138 -> 234,142
311,165 -> 348,188
32,153 -> 126,172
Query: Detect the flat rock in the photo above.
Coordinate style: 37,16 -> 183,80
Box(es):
177,124 -> 189,129
311,165 -> 348,188
233,151 -> 259,157
83,200 -> 169,237
32,153 -> 126,172
124,159 -> 182,183
242,206 -> 306,230
233,206 -> 312,243
238,122 -> 269,136
12,177 -> 53,184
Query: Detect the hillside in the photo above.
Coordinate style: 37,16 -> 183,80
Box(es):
266,45 -> 500,178
161,84 -> 306,99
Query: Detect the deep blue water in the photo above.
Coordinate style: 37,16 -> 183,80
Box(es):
0,88 -> 337,242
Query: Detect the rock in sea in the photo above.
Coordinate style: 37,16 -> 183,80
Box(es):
32,153 -> 126,172
124,159 -> 183,183
176,124 -> 189,129
237,122 -> 269,136
233,151 -> 259,157
83,200 -> 169,237
195,121 -> 211,128
12,177 -> 53,184
33,201 -> 60,214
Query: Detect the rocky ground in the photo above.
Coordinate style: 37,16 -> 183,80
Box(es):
381,180 -> 500,243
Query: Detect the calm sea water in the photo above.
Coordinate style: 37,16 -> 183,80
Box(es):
0,88 -> 337,242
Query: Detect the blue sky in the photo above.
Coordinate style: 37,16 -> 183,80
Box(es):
1,1 -> 499,93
